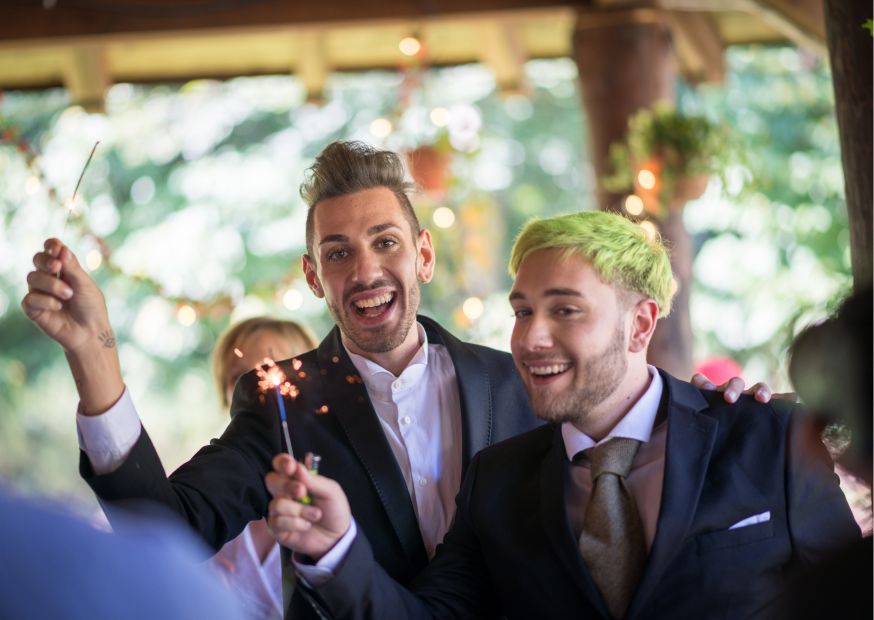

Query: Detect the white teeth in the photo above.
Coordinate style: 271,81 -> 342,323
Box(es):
354,293 -> 394,309
529,364 -> 569,376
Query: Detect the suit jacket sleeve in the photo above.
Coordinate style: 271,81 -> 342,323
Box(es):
80,370 -> 279,551
315,453 -> 499,620
785,406 -> 860,565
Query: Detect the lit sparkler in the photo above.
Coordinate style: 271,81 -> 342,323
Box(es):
254,355 -> 317,504
256,356 -> 300,459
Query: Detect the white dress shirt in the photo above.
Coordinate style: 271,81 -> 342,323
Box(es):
563,365 -> 667,550
211,523 -> 283,620
346,322 -> 462,558
76,322 -> 463,559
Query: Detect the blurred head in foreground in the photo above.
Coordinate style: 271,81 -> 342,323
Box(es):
789,287 -> 872,485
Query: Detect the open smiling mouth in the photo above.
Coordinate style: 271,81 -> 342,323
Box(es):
527,363 -> 571,379
353,292 -> 396,317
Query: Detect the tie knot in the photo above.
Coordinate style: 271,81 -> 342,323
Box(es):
584,437 -> 641,480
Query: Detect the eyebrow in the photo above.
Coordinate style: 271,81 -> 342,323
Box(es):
318,222 -> 402,246
509,287 -> 584,301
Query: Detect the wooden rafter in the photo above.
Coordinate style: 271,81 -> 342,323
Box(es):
478,21 -> 528,94
63,45 -> 108,112
294,30 -> 329,104
668,11 -> 725,84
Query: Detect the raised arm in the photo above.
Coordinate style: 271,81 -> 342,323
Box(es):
22,238 -> 124,415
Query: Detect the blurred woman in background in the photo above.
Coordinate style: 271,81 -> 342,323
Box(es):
210,317 -> 318,620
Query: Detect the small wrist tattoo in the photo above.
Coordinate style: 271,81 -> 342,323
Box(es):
98,330 -> 116,348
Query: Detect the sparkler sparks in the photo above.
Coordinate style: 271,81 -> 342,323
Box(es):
252,355 -> 319,504
256,357 -> 299,459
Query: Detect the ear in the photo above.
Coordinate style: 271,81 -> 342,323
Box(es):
627,298 -> 659,353
302,254 -> 325,298
416,229 -> 436,284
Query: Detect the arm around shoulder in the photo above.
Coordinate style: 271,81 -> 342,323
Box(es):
785,409 -> 861,565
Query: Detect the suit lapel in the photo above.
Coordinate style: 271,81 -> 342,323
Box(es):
316,328 -> 428,571
539,426 -> 610,618
420,316 -> 492,471
627,372 -> 717,618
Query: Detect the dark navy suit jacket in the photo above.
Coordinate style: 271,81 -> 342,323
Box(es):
81,315 -> 539,617
313,371 -> 860,620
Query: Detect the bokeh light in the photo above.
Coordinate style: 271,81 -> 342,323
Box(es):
399,36 -> 422,57
369,118 -> 392,138
624,194 -> 645,216
176,304 -> 197,326
432,207 -> 456,228
462,296 -> 484,320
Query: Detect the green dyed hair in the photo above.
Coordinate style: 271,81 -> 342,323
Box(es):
508,211 -> 674,317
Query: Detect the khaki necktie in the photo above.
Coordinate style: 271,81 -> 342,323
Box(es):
577,437 -> 646,619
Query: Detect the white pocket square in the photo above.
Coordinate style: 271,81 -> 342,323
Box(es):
728,511 -> 771,530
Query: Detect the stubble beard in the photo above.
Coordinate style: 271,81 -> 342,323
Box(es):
531,320 -> 628,426
329,282 -> 420,354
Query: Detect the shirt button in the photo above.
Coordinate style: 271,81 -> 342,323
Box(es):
402,416 -> 412,425
418,478 -> 427,487
392,379 -> 404,391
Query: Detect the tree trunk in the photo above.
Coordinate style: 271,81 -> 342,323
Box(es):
573,8 -> 692,378
823,0 -> 873,292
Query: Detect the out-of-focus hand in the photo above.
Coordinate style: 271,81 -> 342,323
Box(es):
265,454 -> 351,561
691,373 -> 786,404
22,238 -> 111,354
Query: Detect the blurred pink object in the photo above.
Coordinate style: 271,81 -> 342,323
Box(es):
693,357 -> 743,386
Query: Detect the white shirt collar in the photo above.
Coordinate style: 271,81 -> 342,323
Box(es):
345,322 -> 429,399
561,365 -> 663,461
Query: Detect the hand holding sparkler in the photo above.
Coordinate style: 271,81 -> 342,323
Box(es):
265,453 -> 351,560
23,239 -> 113,353
22,238 -> 124,415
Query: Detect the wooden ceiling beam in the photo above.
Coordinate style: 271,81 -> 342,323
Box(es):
668,11 -> 725,84
0,1 -> 582,43
295,31 -> 329,104
478,22 -> 528,94
62,45 -> 108,112
739,0 -> 825,54
661,0 -> 826,54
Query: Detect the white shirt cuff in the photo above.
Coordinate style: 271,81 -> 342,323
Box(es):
76,386 -> 142,475
293,520 -> 358,587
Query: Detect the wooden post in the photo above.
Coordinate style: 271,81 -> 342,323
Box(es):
823,0 -> 873,291
573,8 -> 693,378
573,9 -> 675,212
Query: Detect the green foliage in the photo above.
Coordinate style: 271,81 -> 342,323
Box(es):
604,102 -> 733,193
0,48 -> 853,505
683,47 -> 852,383
0,61 -> 588,504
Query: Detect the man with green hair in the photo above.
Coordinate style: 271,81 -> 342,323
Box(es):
265,210 -> 859,619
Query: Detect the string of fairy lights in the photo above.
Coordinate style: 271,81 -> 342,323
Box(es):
1,124 -> 269,325
3,31 -> 672,327
1,31 -> 493,326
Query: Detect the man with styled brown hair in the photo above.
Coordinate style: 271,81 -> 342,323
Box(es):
23,141 -> 763,619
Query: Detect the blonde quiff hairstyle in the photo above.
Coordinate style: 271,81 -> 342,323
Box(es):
301,141 -> 420,259
212,317 -> 318,408
509,211 -> 674,317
